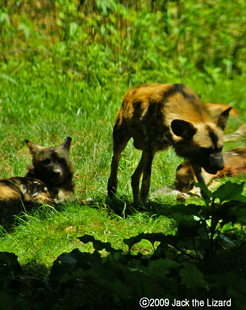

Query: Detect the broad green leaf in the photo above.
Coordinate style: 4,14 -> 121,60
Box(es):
212,182 -> 245,203
146,258 -> 180,277
219,234 -> 236,248
196,182 -> 212,205
180,262 -> 207,290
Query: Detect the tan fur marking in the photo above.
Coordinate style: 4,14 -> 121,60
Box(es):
0,185 -> 21,200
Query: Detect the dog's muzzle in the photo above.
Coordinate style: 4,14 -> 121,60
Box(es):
203,152 -> 224,174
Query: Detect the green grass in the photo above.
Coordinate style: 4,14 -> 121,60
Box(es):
0,68 -> 245,276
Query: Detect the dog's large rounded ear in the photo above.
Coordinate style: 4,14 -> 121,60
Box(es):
24,139 -> 43,154
60,137 -> 72,151
217,107 -> 232,131
171,120 -> 197,139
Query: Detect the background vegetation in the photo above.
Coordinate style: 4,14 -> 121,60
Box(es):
1,0 -> 246,308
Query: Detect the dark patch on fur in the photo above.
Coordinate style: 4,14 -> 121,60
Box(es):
161,84 -> 177,103
174,84 -> 196,101
148,99 -> 165,122
160,83 -> 198,105
207,125 -> 219,149
0,178 -> 21,193
133,100 -> 143,113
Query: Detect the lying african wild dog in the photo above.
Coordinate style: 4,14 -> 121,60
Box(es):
107,83 -> 231,204
0,137 -> 74,214
175,147 -> 246,194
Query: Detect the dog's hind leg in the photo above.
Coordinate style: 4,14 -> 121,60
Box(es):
131,148 -> 155,205
131,151 -> 146,204
140,149 -> 155,204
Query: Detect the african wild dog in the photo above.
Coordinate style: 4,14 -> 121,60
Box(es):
0,137 -> 74,214
107,83 -> 231,204
175,147 -> 246,194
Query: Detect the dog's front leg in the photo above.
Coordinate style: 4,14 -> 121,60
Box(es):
108,153 -> 121,197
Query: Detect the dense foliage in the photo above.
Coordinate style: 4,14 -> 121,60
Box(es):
1,0 -> 246,85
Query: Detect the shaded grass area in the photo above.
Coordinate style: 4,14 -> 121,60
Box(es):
0,201 -> 176,276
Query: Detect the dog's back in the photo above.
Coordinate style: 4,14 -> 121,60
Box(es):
116,84 -> 211,151
0,178 -> 23,214
0,177 -> 52,213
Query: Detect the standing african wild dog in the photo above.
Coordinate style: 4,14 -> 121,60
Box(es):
0,137 -> 74,214
107,83 -> 231,204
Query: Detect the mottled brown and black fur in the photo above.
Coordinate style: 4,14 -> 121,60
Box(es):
0,137 -> 74,214
0,177 -> 52,215
108,83 -> 231,204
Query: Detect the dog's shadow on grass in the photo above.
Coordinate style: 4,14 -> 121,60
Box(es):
102,194 -> 179,218
0,193 -> 181,233
0,201 -> 72,233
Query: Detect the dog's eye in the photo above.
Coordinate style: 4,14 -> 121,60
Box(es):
42,158 -> 51,165
58,158 -> 67,165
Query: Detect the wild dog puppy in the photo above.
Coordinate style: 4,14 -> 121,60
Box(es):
0,137 -> 74,214
107,83 -> 231,204
175,148 -> 246,194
